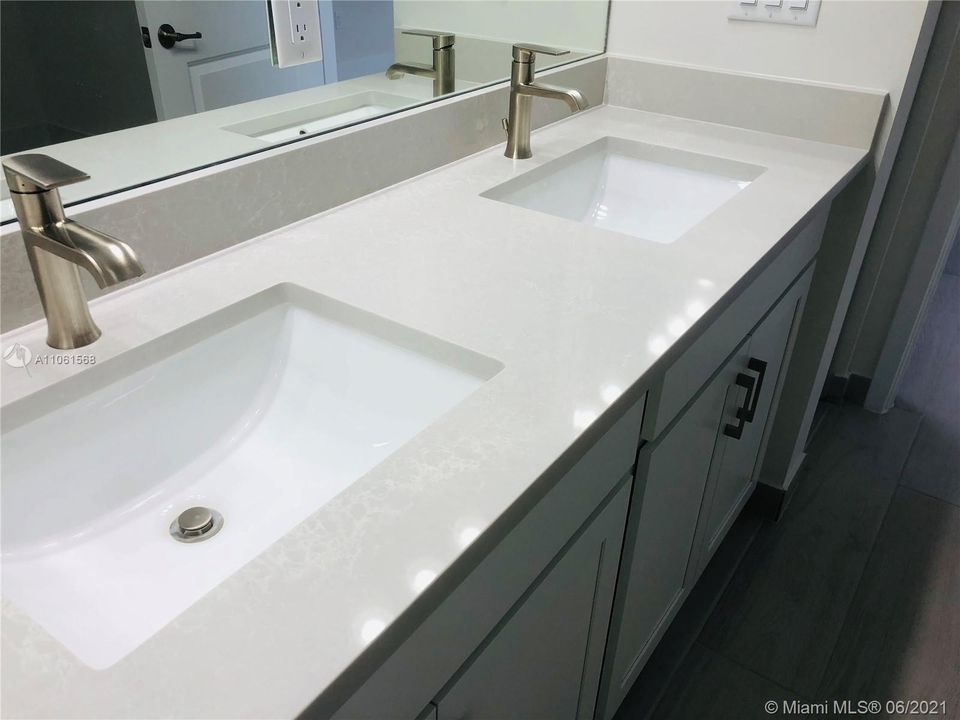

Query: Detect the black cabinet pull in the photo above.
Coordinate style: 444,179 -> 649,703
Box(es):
722,357 -> 768,439
723,372 -> 755,439
741,357 -> 768,423
158,23 -> 202,49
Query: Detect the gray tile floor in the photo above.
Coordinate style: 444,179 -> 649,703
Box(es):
640,267 -> 960,720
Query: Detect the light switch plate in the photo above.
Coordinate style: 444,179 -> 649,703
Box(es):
268,0 -> 323,68
728,0 -> 821,26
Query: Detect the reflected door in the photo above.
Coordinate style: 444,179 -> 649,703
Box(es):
135,1 -> 337,120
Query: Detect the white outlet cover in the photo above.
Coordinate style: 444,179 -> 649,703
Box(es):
728,0 -> 821,27
268,0 -> 323,68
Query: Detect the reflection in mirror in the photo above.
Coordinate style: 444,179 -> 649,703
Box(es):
0,0 -> 609,221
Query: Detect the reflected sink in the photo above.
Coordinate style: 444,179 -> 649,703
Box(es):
1,284 -> 501,668
223,91 -> 420,143
483,137 -> 764,244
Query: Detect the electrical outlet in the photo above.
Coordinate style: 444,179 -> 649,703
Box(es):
289,0 -> 313,44
268,0 -> 323,68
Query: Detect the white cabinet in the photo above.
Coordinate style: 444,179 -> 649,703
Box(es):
334,397 -> 644,720
434,480 -> 631,720
690,268 -> 811,579
599,265 -> 813,719
339,228 -> 821,720
598,346 -> 742,718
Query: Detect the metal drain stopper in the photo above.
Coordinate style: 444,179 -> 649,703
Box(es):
170,506 -> 223,543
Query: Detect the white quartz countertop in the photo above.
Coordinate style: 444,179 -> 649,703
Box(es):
0,104 -> 868,718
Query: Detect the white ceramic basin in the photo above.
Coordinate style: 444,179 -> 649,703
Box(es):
1,284 -> 501,668
223,91 -> 420,143
483,137 -> 764,244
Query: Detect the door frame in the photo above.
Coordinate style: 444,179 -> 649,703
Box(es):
134,0 -> 165,121
865,131 -> 960,412
864,2 -> 960,412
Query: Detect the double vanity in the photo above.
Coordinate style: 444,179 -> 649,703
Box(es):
0,68 -> 873,718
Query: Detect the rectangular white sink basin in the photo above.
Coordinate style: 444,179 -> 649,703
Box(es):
223,91 -> 420,143
1,284 -> 501,668
482,137 -> 764,244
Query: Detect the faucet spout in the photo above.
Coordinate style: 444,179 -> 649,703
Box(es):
31,220 -> 145,289
2,153 -> 146,349
517,82 -> 588,113
385,30 -> 455,97
385,61 -> 435,80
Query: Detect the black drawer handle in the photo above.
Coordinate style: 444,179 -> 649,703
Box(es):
741,357 -> 768,423
722,357 -> 768,440
723,372 -> 755,439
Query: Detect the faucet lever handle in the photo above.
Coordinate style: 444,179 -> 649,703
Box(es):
512,43 -> 570,63
401,28 -> 455,50
2,154 -> 90,193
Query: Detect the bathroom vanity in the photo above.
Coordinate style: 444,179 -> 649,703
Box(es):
0,83 -> 877,718
333,152 -> 829,719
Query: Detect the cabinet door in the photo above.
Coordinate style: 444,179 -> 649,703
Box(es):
435,481 -> 631,720
693,274 -> 810,575
599,367 -> 734,719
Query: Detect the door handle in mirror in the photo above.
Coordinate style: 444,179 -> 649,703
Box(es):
158,23 -> 202,49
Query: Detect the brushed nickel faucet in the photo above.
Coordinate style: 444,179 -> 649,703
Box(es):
503,43 -> 588,160
2,154 -> 144,349
386,29 -> 455,97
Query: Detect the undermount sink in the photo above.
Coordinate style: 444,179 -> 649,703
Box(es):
483,137 -> 764,244
223,91 -> 420,143
1,284 -> 501,668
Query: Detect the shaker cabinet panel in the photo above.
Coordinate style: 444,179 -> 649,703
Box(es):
601,265 -> 815,720
693,350 -> 767,576
692,267 -> 812,577
599,366 -> 735,719
435,480 -> 631,720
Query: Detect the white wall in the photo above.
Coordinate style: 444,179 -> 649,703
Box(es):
607,0 -> 930,161
394,0 -> 608,53
607,0 -> 939,398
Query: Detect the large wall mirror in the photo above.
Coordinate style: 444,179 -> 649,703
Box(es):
0,0 -> 609,222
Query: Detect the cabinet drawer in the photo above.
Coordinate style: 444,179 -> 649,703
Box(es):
643,208 -> 826,440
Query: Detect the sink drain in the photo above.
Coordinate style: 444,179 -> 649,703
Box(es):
170,506 -> 223,543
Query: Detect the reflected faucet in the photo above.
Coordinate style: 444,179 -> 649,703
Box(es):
2,154 -> 145,349
503,43 -> 588,160
386,29 -> 455,97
